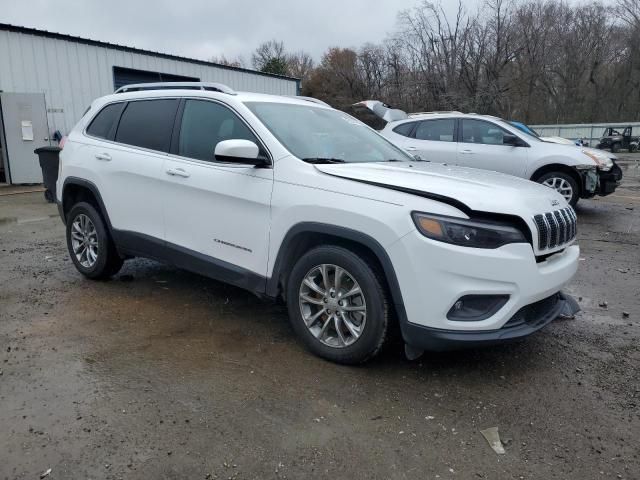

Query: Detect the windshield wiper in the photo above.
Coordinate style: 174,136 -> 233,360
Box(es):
302,157 -> 346,164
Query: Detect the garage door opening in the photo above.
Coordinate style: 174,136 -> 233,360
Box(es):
113,67 -> 200,91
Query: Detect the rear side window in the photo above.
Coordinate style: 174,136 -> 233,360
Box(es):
178,99 -> 259,161
115,99 -> 179,152
414,119 -> 455,142
392,122 -> 415,137
86,103 -> 124,139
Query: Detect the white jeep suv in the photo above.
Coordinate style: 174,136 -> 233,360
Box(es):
56,83 -> 580,364
355,101 -> 623,207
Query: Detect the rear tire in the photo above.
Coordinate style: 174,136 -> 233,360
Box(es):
537,171 -> 580,207
286,245 -> 389,364
66,202 -> 123,279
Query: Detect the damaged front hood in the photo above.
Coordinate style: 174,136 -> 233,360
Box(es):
315,161 -> 567,215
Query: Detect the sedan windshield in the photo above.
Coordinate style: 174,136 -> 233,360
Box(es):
508,121 -> 542,141
245,102 -> 413,163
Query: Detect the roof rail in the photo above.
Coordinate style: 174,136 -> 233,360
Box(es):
115,82 -> 236,95
288,95 -> 331,107
408,110 -> 463,117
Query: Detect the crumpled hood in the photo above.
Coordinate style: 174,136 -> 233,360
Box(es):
315,161 -> 567,215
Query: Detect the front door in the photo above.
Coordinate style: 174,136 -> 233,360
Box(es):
163,99 -> 273,278
0,92 -> 51,184
456,118 -> 528,177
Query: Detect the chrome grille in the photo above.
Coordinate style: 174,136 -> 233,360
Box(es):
533,207 -> 577,251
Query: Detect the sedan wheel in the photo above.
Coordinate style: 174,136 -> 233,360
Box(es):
542,176 -> 574,203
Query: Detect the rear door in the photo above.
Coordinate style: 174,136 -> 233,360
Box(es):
456,118 -> 528,177
163,98 -> 273,277
84,98 -> 178,240
402,118 -> 458,163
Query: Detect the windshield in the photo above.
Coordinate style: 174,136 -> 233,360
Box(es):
508,121 -> 541,139
244,102 -> 413,163
505,120 -> 542,142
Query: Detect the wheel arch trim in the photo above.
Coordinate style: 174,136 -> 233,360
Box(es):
61,177 -> 114,235
266,222 -> 408,324
529,164 -> 583,196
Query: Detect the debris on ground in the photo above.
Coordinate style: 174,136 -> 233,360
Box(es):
40,468 -> 51,478
599,301 -> 608,308
623,312 -> 630,318
480,427 -> 506,455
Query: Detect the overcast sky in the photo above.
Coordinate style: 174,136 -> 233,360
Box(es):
2,0 -> 458,65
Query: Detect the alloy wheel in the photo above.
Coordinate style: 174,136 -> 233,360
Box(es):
298,264 -> 366,348
70,213 -> 99,268
542,177 -> 573,203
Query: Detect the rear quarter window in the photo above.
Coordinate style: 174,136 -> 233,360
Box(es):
115,99 -> 179,152
392,122 -> 415,137
86,103 -> 125,139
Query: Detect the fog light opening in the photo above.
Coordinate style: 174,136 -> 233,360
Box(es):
446,295 -> 510,321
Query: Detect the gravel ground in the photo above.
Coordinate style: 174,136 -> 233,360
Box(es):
1,155 -> 639,480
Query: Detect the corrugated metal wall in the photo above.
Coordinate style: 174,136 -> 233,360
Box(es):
0,28 -> 299,136
530,122 -> 640,147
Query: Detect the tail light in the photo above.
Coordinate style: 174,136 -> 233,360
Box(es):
59,136 -> 67,149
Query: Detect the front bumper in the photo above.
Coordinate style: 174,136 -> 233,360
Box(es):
402,291 -> 579,351
386,231 -> 579,349
597,163 -> 623,196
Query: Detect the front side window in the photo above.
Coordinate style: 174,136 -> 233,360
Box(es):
245,102 -> 412,163
115,99 -> 179,152
461,119 -> 511,145
178,100 -> 258,162
414,119 -> 455,142
86,103 -> 124,139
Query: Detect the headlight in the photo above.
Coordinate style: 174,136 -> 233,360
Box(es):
582,149 -> 613,171
412,212 -> 527,249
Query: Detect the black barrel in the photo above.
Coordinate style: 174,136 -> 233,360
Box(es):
34,146 -> 61,203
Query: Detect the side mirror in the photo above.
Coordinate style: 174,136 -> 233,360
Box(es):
214,139 -> 268,166
503,133 -> 524,147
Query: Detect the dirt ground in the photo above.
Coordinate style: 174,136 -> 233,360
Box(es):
1,156 -> 639,480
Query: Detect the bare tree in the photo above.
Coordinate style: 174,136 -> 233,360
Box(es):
287,51 -> 315,83
257,0 -> 640,124
209,54 -> 246,68
251,40 -> 287,71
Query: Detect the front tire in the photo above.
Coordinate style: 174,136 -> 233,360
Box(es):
66,202 -> 123,279
537,171 -> 580,207
286,246 -> 389,364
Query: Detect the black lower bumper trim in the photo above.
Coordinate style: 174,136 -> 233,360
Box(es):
401,292 -> 578,352
597,163 -> 623,196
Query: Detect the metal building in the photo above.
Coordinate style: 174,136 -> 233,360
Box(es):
0,23 -> 300,184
